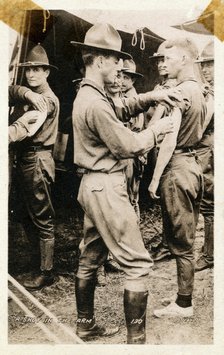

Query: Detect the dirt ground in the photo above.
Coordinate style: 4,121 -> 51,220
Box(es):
8,173 -> 213,345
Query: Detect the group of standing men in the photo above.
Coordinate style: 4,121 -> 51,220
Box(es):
9,21 -> 214,344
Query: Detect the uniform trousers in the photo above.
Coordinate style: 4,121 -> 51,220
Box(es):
160,151 -> 203,295
76,170 -> 152,291
197,145 -> 214,219
17,149 -> 55,244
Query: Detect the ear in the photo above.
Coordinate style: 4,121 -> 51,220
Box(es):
96,55 -> 104,69
45,69 -> 50,78
181,55 -> 187,65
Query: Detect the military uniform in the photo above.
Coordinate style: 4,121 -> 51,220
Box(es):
73,79 -> 158,289
160,78 -> 205,295
10,82 -> 59,279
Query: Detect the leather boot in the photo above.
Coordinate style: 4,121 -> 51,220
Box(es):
204,219 -> 214,260
124,289 -> 148,344
195,219 -> 213,272
75,277 -> 119,339
23,238 -> 55,290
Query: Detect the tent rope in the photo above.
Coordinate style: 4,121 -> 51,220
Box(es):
42,10 -> 51,33
131,28 -> 145,50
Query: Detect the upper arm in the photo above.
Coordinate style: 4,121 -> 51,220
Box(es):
160,108 -> 182,151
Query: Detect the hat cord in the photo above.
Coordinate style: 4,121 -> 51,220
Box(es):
131,28 -> 145,51
42,10 -> 51,33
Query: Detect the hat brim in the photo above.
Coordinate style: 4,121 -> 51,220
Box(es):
148,54 -> 164,60
17,62 -> 58,70
195,57 -> 214,63
121,69 -> 143,78
70,41 -> 132,60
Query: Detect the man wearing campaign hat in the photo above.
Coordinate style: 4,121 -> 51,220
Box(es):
71,23 -> 181,343
9,44 -> 59,290
194,40 -> 214,272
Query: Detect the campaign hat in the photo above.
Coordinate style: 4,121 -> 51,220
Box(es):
71,23 -> 132,60
121,59 -> 143,78
195,41 -> 214,63
18,44 -> 58,70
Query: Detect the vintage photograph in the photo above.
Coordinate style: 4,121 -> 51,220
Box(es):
2,0 -> 223,352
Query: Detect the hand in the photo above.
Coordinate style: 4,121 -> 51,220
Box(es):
151,116 -> 174,136
148,179 -> 160,199
151,88 -> 182,107
25,91 -> 47,112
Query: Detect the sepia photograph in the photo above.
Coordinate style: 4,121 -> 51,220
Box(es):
1,0 -> 224,353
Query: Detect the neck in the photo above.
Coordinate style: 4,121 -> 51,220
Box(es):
85,67 -> 104,89
176,66 -> 195,84
31,81 -> 48,94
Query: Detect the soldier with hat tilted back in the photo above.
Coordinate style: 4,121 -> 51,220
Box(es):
70,22 -> 182,343
9,44 -> 59,290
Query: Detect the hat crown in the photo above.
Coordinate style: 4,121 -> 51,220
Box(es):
201,41 -> 214,59
26,44 -> 50,65
123,59 -> 137,72
84,23 -> 122,52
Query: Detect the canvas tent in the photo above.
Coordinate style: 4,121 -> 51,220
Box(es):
10,9 -> 165,167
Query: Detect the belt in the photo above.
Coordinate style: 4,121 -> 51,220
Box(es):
25,144 -> 54,152
174,147 -> 196,154
76,167 -> 124,175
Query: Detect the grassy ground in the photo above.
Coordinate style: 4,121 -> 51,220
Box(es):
8,200 -> 213,345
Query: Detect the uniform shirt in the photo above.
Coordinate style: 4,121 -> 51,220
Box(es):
9,83 -> 59,147
175,78 -> 206,148
197,84 -> 214,148
73,79 -> 158,173
122,86 -> 145,132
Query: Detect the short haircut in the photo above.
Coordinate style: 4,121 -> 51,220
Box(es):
164,38 -> 199,60
82,49 -> 111,66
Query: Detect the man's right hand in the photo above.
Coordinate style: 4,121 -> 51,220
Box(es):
24,91 -> 47,112
151,116 -> 174,137
150,88 -> 182,107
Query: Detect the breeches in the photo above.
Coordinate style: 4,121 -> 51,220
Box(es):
76,170 -> 152,290
160,153 -> 203,294
17,150 -> 55,240
197,146 -> 214,219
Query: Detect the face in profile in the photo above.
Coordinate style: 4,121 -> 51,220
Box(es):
102,55 -> 123,86
105,71 -> 123,96
157,58 -> 168,77
162,46 -> 185,79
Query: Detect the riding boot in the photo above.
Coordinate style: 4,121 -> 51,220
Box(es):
23,238 -> 55,290
204,219 -> 214,261
195,219 -> 213,271
124,289 -> 148,344
75,277 -> 119,339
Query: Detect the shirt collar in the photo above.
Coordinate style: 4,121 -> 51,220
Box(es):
81,78 -> 106,97
176,76 -> 197,86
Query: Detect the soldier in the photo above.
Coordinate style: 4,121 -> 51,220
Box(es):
148,38 -> 206,318
10,44 -> 59,290
121,59 -> 145,220
71,23 -> 180,343
148,43 -> 177,262
194,41 -> 214,271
